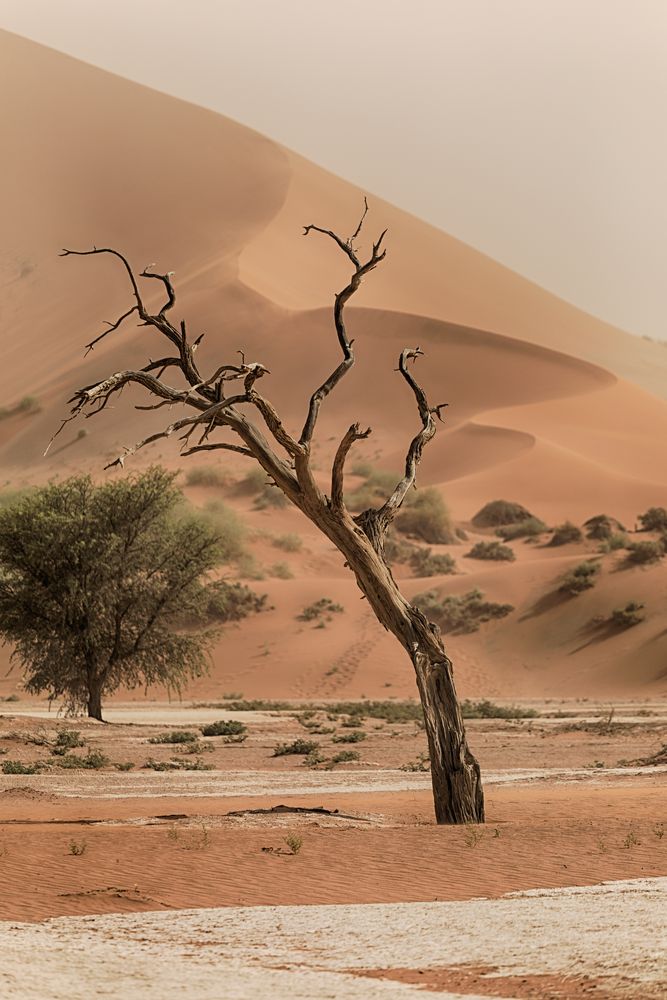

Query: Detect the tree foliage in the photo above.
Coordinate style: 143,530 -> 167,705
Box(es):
0,467 -> 256,719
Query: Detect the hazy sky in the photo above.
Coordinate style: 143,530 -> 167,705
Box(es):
2,0 -> 666,340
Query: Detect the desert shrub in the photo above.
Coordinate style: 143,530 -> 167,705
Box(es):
395,488 -> 457,544
461,699 -> 537,719
272,533 -> 302,552
625,540 -> 665,565
332,731 -> 366,744
383,533 -> 419,564
471,500 -> 534,528
330,750 -> 360,764
144,757 -> 212,771
297,598 -> 344,621
148,730 -> 198,745
235,468 -> 267,496
496,517 -> 548,540
235,468 -> 289,508
195,500 -> 246,562
272,739 -> 319,757
584,514 -> 625,540
610,602 -> 645,628
466,541 -> 515,562
269,562 -> 293,580
184,466 -> 228,488
200,719 -> 247,737
1,760 -> 44,774
56,750 -> 109,770
345,469 -> 401,512
54,730 -> 85,750
414,588 -> 514,634
199,580 -> 268,623
254,486 -> 289,510
638,507 -> 667,532
548,522 -> 583,546
409,548 -> 457,577
559,560 -> 601,595
598,532 -> 629,553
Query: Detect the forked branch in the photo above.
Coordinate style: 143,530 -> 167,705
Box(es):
301,201 -> 387,446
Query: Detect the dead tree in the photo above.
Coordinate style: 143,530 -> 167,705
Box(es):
53,205 -> 484,823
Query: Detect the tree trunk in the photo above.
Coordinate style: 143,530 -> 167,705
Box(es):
322,512 -> 484,824
87,681 -> 103,721
412,643 -> 484,824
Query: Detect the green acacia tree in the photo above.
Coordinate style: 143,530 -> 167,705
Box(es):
0,467 -> 248,720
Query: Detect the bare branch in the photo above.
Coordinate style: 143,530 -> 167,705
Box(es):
60,248 -> 148,318
180,442 -> 253,458
300,202 -> 387,446
331,422 -> 371,509
140,266 -> 176,315
84,306 -> 138,355
377,347 -> 440,523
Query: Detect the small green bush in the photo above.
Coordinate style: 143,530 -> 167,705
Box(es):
269,562 -> 293,580
414,588 -> 514,634
200,580 -> 268,623
200,719 -> 247,737
471,500 -> 534,528
272,533 -> 302,552
395,488 -> 458,544
236,468 -> 267,495
297,598 -> 344,622
346,469 -> 401,512
559,560 -> 601,595
330,750 -> 360,764
196,500 -> 246,562
273,739 -> 319,757
598,532 -> 628,553
184,466 -> 228,488
254,486 -> 289,510
496,518 -> 548,540
383,533 -> 419,564
54,730 -> 85,750
56,750 -> 109,770
332,731 -> 366,744
409,548 -> 457,577
548,522 -> 583,546
466,541 -> 515,562
610,602 -> 645,628
148,730 -> 198,745
638,507 -> 667,532
584,514 -> 625,540
625,540 -> 665,565
2,760 -> 43,774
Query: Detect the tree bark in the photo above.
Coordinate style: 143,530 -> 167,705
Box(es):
319,508 -> 484,824
86,678 -> 104,721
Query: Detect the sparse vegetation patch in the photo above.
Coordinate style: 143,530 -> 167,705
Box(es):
413,589 -> 514,633
466,541 -> 515,562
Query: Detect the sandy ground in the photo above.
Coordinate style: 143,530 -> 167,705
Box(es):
0,879 -> 664,999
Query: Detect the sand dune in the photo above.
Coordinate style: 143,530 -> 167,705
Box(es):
0,29 -> 666,701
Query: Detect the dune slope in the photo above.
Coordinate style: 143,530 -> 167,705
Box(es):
0,29 -> 666,700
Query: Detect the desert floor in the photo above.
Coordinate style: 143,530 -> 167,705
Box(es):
0,699 -> 665,998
